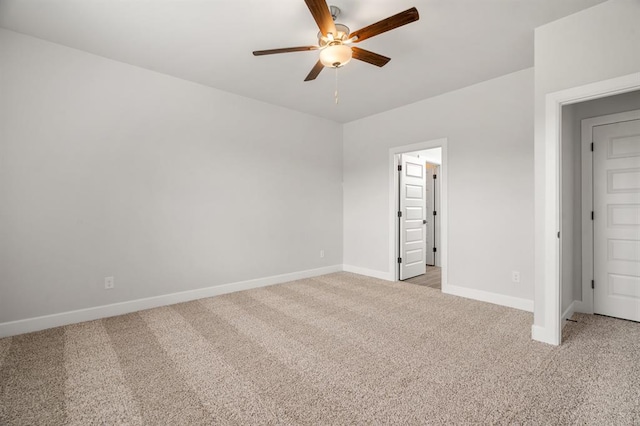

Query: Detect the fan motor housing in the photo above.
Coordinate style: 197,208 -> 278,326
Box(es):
317,23 -> 350,47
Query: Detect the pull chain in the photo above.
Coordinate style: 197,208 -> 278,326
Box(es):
334,66 -> 339,105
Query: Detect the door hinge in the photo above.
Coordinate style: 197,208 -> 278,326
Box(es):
433,211 -> 437,216
423,219 -> 427,224
397,257 -> 402,264
591,211 -> 594,220
557,231 -> 560,239
433,247 -> 437,253
433,174 -> 437,179
398,165 -> 402,171
398,211 -> 402,218
591,280 -> 595,289
591,142 -> 594,152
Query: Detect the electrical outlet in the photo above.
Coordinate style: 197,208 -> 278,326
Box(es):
512,271 -> 520,283
104,276 -> 115,290
320,250 -> 325,258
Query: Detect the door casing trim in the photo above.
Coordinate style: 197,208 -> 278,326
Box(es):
389,138 -> 448,288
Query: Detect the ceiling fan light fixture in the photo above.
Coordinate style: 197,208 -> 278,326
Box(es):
319,44 -> 352,67
252,2 -> 420,82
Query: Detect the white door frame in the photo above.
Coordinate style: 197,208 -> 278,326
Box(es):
578,109 -> 640,315
389,138 -> 448,287
536,72 -> 640,346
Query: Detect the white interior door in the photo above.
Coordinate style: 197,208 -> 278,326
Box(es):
593,118 -> 640,322
399,155 -> 426,280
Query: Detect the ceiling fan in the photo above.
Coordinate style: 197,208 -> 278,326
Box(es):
253,0 -> 419,81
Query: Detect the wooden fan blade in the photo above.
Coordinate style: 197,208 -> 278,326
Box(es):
253,46 -> 318,56
304,60 -> 324,81
304,0 -> 337,37
350,7 -> 419,43
351,47 -> 391,67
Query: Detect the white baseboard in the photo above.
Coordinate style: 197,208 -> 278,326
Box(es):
442,284 -> 534,312
561,301 -> 576,329
531,324 -> 559,345
342,264 -> 394,281
572,299 -> 593,314
0,264 -> 342,338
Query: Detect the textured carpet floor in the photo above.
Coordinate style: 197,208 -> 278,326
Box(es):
1,272 -> 639,425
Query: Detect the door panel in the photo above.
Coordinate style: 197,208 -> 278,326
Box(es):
405,248 -> 423,265
406,227 -> 423,242
608,274 -> 640,300
399,155 -> 426,280
406,184 -> 423,198
593,118 -> 640,322
608,168 -> 640,193
607,239 -> 640,262
406,207 -> 422,220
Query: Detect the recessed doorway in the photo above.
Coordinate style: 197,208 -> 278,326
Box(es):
389,139 -> 448,290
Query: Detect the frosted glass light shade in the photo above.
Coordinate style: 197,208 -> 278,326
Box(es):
319,44 -> 352,68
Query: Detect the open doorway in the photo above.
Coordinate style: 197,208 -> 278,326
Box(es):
389,139 -> 447,290
559,89 -> 640,340
536,72 -> 640,346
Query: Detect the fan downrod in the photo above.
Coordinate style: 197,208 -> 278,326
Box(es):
329,5 -> 341,21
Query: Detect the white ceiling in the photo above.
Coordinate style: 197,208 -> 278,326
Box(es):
0,0 -> 605,123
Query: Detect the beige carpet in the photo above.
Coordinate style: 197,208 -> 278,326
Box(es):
1,272 -> 639,425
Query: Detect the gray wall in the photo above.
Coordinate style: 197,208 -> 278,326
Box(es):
343,68 -> 535,302
561,90 -> 640,313
0,29 -> 343,323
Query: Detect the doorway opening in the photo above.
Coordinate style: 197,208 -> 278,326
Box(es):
535,72 -> 640,346
560,95 -> 640,331
389,139 -> 448,290
531,73 -> 640,345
